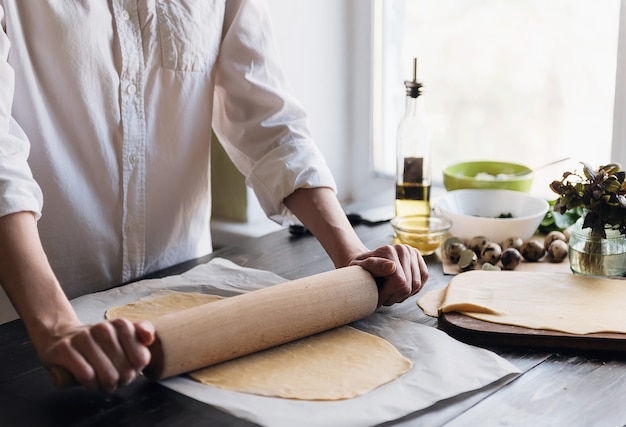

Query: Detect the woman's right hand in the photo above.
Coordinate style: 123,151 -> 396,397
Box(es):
41,318 -> 155,393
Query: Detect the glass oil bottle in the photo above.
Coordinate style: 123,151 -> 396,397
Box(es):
395,58 -> 431,218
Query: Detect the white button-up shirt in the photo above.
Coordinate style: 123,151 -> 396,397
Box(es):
0,0 -> 336,298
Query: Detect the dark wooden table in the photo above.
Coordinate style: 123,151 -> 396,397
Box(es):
2,222 -> 626,426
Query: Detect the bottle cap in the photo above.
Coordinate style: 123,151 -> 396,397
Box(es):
404,80 -> 422,98
404,58 -> 423,98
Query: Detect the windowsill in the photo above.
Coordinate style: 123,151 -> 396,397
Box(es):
210,218 -> 283,249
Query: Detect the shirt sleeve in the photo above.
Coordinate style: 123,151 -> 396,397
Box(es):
211,0 -> 337,225
0,7 -> 44,219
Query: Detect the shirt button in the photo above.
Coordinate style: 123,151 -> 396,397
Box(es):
126,84 -> 137,95
120,9 -> 130,21
129,153 -> 137,165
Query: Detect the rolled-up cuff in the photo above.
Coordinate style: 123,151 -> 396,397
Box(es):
0,136 -> 44,220
246,139 -> 337,225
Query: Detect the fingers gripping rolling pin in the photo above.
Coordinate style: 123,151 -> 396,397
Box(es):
51,266 -> 379,387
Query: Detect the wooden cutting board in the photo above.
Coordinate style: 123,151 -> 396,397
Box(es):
439,312 -> 626,355
437,271 -> 626,356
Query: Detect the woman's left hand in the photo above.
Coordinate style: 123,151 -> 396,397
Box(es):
349,244 -> 428,306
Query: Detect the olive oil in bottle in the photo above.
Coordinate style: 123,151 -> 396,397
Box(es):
395,58 -> 431,218
395,182 -> 431,218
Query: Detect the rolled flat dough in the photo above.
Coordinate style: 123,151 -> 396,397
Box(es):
417,271 -> 626,335
106,290 -> 412,400
105,290 -> 223,322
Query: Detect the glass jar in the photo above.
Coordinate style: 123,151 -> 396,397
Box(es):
568,217 -> 626,277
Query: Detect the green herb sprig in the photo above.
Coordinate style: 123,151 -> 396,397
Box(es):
549,163 -> 626,238
538,200 -> 582,235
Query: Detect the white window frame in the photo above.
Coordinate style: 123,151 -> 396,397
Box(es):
613,0 -> 626,166
346,0 -> 395,206
350,0 -> 626,206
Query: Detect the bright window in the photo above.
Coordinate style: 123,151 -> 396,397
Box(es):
373,0 -> 621,196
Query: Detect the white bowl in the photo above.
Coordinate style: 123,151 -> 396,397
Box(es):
434,189 -> 549,243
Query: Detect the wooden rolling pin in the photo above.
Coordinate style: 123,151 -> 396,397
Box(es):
51,265 -> 379,387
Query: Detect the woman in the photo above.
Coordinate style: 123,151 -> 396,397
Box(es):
0,0 -> 427,393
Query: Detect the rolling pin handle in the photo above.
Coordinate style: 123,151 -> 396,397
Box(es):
49,365 -> 77,389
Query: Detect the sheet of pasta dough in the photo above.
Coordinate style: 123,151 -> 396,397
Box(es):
106,290 -> 412,400
418,270 -> 626,335
105,290 -> 223,322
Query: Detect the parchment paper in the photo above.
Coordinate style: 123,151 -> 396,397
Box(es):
71,258 -> 520,427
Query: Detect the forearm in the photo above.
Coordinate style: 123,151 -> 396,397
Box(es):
283,187 -> 367,268
284,187 -> 429,306
0,212 -> 79,356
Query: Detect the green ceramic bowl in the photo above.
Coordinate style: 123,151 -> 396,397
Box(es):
443,161 -> 533,192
